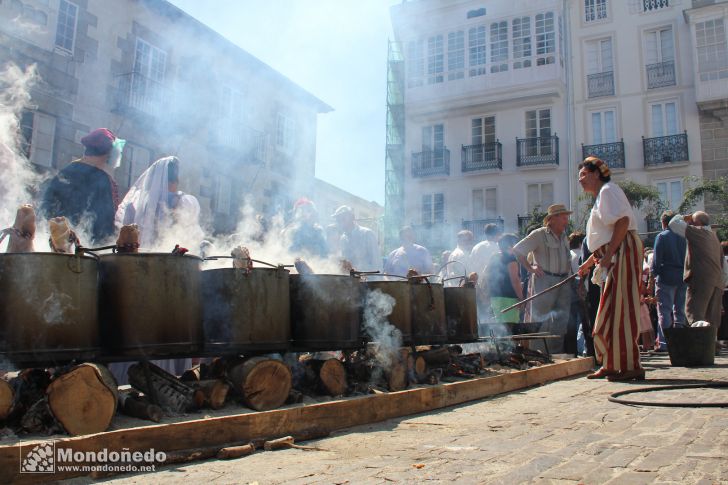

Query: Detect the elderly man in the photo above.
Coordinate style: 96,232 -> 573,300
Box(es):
668,211 -> 724,330
384,226 -> 433,276
650,210 -> 687,351
41,128 -> 123,244
513,204 -> 573,353
333,205 -> 380,271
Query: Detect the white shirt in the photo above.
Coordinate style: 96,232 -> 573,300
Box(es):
586,182 -> 638,252
446,246 -> 472,286
341,224 -> 380,271
470,240 -> 498,277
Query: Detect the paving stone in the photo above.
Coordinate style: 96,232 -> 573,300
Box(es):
540,456 -> 599,480
633,446 -> 683,472
604,471 -> 659,485
600,447 -> 644,468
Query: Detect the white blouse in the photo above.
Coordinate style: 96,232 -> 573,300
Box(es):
586,182 -> 637,252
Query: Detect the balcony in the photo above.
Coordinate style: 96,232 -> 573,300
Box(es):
412,148 -> 450,177
643,132 -> 688,167
516,135 -> 559,167
642,0 -> 669,11
517,215 -> 534,235
646,60 -> 676,89
581,140 -> 625,170
645,217 -> 662,234
587,71 -> 615,98
461,142 -> 502,172
412,222 -> 454,254
115,72 -> 168,118
462,218 -> 504,242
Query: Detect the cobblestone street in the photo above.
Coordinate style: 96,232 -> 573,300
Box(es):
83,353 -> 728,485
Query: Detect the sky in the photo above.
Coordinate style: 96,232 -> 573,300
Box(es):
169,0 -> 398,205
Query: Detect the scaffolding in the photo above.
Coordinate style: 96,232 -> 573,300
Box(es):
384,40 -> 405,252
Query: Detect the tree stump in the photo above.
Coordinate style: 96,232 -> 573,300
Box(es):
413,356 -> 428,383
46,363 -> 118,436
302,359 -> 347,396
0,379 -> 14,421
228,357 -> 292,411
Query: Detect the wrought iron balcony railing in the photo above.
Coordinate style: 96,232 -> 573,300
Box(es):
646,60 -> 676,89
461,142 -> 502,172
642,0 -> 669,12
516,135 -> 559,167
581,140 -> 625,170
643,132 -> 688,167
587,71 -> 615,98
412,148 -> 450,177
116,72 -> 168,118
645,217 -> 662,234
517,215 -> 534,235
462,218 -> 505,242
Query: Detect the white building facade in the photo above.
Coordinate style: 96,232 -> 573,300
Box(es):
390,0 -> 712,253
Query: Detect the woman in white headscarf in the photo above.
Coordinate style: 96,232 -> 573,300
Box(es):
112,156 -> 204,382
115,156 -> 204,250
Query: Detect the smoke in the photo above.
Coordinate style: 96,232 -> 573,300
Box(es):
40,292 -> 75,326
362,289 -> 401,368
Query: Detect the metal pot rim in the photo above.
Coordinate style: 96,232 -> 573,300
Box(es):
99,252 -> 203,261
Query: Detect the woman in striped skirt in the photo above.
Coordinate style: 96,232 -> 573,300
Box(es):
577,157 -> 645,381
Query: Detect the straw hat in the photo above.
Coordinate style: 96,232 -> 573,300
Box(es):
543,204 -> 573,225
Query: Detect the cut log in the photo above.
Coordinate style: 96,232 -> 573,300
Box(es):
228,357 -> 292,411
20,398 -> 59,434
217,443 -> 255,459
347,356 -> 408,392
128,362 -> 196,413
46,363 -> 118,436
180,365 -> 203,382
414,356 -> 428,383
386,359 -> 408,392
118,393 -> 163,423
420,347 -> 452,366
302,359 -> 347,396
264,435 -> 295,451
192,379 -> 230,410
0,379 -> 14,421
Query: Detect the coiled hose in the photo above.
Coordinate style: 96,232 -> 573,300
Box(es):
608,381 -> 728,408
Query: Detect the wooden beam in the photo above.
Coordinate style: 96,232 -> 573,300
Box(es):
1,357 -> 593,484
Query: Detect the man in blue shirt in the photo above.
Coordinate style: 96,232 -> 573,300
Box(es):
384,226 -> 433,277
650,210 -> 687,350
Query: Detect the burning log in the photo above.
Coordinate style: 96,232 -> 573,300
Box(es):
347,351 -> 408,392
0,204 -> 35,253
128,362 -> 196,413
419,346 -> 452,366
0,378 -> 12,421
227,357 -> 292,411
48,216 -> 79,253
46,363 -> 118,436
8,369 -> 51,427
117,392 -> 163,423
116,224 -> 140,253
192,379 -> 230,410
300,358 -> 348,396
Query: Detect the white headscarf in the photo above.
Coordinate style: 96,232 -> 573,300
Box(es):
115,156 -> 203,249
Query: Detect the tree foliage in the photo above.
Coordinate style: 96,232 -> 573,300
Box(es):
678,176 -> 728,241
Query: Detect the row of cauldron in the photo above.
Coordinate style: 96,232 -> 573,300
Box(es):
0,253 -> 478,366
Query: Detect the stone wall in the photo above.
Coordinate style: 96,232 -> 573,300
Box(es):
698,105 -> 728,217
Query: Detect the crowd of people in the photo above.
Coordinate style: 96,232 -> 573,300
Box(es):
35,128 -> 728,383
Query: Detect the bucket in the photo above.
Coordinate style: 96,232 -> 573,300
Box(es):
664,326 -> 715,367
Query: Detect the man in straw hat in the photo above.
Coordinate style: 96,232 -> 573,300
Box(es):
513,203 -> 574,353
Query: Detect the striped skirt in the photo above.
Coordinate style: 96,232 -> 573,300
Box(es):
593,230 -> 643,371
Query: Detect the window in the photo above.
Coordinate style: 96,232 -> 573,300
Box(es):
407,39 -> 425,87
427,35 -> 444,84
125,143 -> 152,185
535,12 -> 555,65
645,27 -> 674,65
490,21 -> 508,73
525,108 -> 552,156
421,124 -> 444,168
276,113 -> 296,151
20,111 -> 55,167
472,116 -> 496,146
468,26 -> 486,77
656,179 -> 683,210
527,183 -> 554,212
216,176 -> 232,215
590,109 -> 617,144
512,17 -> 532,69
134,39 -> 166,83
695,19 -> 728,82
472,188 -> 497,219
447,31 -> 465,81
54,0 -> 77,53
586,38 -> 613,75
422,193 -> 445,224
585,0 -> 607,22
650,101 -> 679,137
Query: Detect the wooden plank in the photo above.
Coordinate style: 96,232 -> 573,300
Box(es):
0,357 -> 593,484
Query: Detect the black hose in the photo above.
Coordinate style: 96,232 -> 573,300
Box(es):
608,381 -> 728,408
